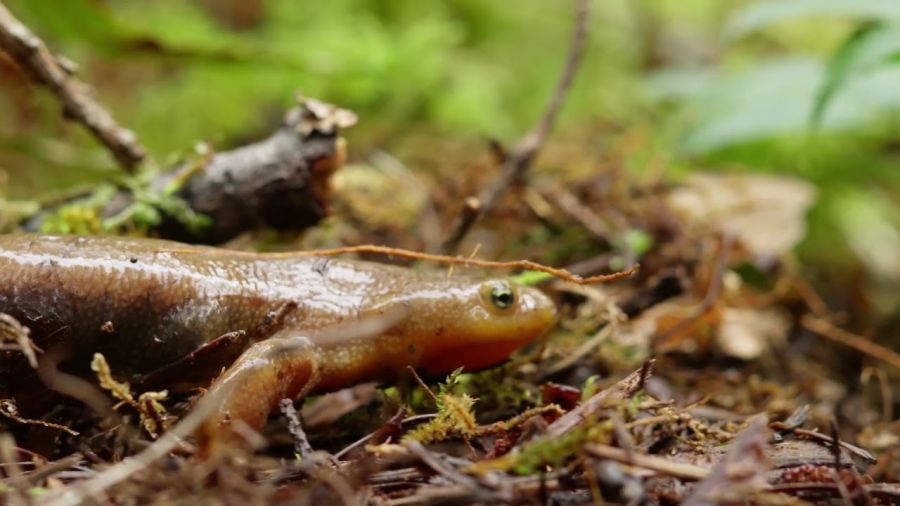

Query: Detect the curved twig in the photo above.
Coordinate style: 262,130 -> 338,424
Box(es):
0,2 -> 146,171
443,0 -> 591,253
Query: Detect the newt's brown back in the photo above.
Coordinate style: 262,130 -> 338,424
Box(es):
0,234 -> 411,376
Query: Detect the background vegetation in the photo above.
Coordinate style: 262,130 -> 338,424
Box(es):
1,0 -> 898,309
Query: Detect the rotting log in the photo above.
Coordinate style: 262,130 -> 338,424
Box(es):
24,96 -> 357,244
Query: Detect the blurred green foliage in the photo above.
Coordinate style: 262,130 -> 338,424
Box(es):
0,0 -> 898,281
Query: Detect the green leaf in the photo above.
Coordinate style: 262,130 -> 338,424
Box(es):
812,21 -> 886,129
619,229 -> 653,257
726,0 -> 900,38
509,270 -> 554,286
653,57 -> 900,153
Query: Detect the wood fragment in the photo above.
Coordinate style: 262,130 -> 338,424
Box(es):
0,313 -> 38,369
583,444 -> 710,480
24,96 -> 355,244
404,442 -> 490,497
279,399 -> 314,459
546,360 -> 654,437
24,453 -> 84,486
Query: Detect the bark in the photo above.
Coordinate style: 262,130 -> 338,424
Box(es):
26,97 -> 357,244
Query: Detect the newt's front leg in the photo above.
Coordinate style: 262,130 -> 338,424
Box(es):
197,333 -> 321,450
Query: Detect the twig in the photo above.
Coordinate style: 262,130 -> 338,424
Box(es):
0,399 -> 78,436
653,235 -> 731,352
792,428 -> 876,464
583,443 -> 710,480
280,399 -> 314,459
829,417 -> 842,470
384,480 -> 559,506
333,413 -> 435,460
544,325 -> 612,376
0,312 -> 38,368
405,442 -> 489,496
442,0 -> 591,254
164,244 -> 638,286
542,185 -> 613,247
0,2 -> 146,171
406,365 -> 438,404
545,360 -> 653,438
801,315 -> 900,370
24,453 -> 84,486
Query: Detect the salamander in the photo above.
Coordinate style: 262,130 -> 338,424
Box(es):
0,234 -> 556,443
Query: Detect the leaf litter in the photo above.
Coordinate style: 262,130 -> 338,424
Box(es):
2,143 -> 899,506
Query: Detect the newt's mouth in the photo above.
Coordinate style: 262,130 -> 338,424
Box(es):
420,339 -> 530,375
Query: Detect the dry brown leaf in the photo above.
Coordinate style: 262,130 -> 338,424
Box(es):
667,173 -> 816,259
716,307 -> 790,360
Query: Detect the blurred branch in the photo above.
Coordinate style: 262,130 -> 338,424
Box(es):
442,0 -> 590,254
0,1 -> 146,171
802,315 -> 900,370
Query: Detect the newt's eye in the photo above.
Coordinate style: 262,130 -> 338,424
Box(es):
489,284 -> 516,310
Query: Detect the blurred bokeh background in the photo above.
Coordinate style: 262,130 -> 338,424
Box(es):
1,0 -> 898,318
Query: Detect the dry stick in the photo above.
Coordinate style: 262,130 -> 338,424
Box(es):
544,325 -> 612,376
405,442 -> 489,496
0,2 -> 146,171
583,444 -> 710,481
333,413 -> 436,461
164,244 -> 638,285
442,0 -> 591,254
652,235 -> 731,353
406,365 -> 438,404
279,399 -> 314,460
801,315 -> 900,370
0,313 -> 38,368
24,453 -> 84,486
545,360 -> 653,438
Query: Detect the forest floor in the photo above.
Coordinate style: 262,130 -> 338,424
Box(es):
2,135 -> 899,505
1,1 -> 898,503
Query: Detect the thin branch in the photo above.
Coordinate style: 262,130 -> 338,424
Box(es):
652,235 -> 731,353
801,315 -> 900,370
162,243 -> 640,285
442,0 -> 590,254
545,360 -> 653,437
583,444 -> 710,481
279,399 -> 314,459
0,2 -> 146,171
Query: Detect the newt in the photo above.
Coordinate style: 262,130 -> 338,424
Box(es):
0,234 -> 556,443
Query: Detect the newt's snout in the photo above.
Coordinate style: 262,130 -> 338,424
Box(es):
416,280 -> 557,375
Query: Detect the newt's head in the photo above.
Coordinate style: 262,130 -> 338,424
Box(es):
401,278 -> 557,375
